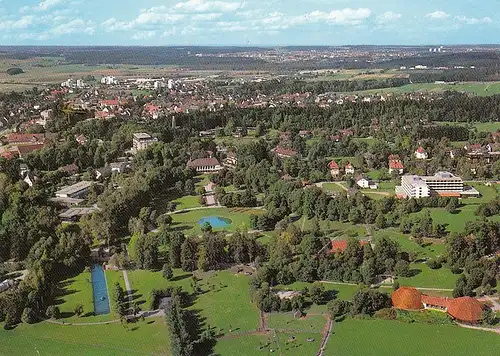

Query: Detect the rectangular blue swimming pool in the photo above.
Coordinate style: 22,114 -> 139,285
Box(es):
91,264 -> 110,315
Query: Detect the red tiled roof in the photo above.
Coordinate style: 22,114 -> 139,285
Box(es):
345,162 -> 353,169
392,287 -> 423,310
447,297 -> 483,323
388,154 -> 400,161
416,147 -> 426,153
389,160 -> 404,169
421,295 -> 450,308
329,239 -> 368,253
7,133 -> 45,144
328,160 -> 339,169
100,99 -> 119,106
16,143 -> 45,156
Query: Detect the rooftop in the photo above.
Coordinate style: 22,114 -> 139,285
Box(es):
55,181 -> 92,196
133,132 -> 153,140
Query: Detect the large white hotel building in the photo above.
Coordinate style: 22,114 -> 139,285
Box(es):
396,172 -> 473,198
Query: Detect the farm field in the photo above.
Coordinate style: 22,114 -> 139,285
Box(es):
0,317 -> 170,355
169,207 -> 262,234
353,81 -> 500,96
324,318 -> 500,356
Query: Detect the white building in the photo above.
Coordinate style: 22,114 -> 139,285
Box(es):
414,147 -> 428,160
396,172 -> 470,198
187,157 -> 222,173
55,181 -> 92,199
132,133 -> 158,152
101,76 -> 118,85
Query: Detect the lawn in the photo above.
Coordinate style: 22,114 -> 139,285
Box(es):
172,195 -> 201,210
435,121 -> 500,133
373,228 -> 445,259
397,262 -> 459,289
188,270 -> 260,335
267,313 -> 327,332
0,317 -> 170,355
325,318 -> 500,356
170,207 -> 262,234
127,269 -> 259,335
275,281 -> 360,302
322,182 -> 347,193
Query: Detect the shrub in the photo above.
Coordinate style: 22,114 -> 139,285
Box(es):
327,299 -> 352,318
427,259 -> 442,269
374,308 -> 396,320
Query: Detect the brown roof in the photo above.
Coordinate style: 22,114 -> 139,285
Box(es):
392,287 -> 423,310
273,146 -> 297,158
7,133 -> 45,144
187,157 -> 220,168
447,297 -> 483,323
16,144 -> 45,157
421,295 -> 450,308
389,160 -> 404,169
329,240 -> 368,254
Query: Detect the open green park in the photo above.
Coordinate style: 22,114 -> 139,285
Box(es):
324,318 -> 500,356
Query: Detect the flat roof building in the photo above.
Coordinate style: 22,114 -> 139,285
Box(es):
396,172 -> 478,198
55,181 -> 92,199
133,133 -> 158,152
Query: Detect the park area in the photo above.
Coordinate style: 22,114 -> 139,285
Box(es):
324,318 -> 500,356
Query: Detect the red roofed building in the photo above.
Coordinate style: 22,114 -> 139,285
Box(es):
345,162 -> 355,175
272,146 -> 297,159
15,144 -> 45,158
389,159 -> 404,175
99,99 -> 120,109
7,133 -> 45,145
392,286 -> 423,310
329,239 -> 368,254
329,160 -> 340,177
414,146 -> 428,160
393,287 -> 484,324
447,297 -> 484,324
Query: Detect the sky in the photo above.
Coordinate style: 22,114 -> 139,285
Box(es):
0,0 -> 499,46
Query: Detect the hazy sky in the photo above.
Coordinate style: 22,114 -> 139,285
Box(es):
1,0 -> 498,45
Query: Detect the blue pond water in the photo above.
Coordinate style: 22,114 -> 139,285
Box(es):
198,216 -> 232,228
91,264 -> 110,315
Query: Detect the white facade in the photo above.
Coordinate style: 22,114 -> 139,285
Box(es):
133,133 -> 158,151
101,76 -> 118,85
415,150 -> 428,160
397,172 -> 464,198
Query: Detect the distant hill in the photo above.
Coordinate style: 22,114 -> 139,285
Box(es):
6,67 -> 24,75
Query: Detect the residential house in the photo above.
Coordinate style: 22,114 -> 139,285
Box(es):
298,130 -> 312,138
389,159 -> 404,175
22,171 -> 38,187
59,163 -> 79,175
414,147 -> 428,160
75,134 -> 88,145
345,162 -> 355,175
328,160 -> 340,177
224,152 -> 238,167
59,207 -> 98,223
356,177 -> 378,190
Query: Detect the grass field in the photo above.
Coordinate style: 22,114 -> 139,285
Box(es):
54,269 -> 126,323
322,182 -> 347,193
127,269 -> 259,335
354,81 -> 500,97
398,262 -> 459,289
325,318 -> 500,356
0,317 -> 170,355
170,207 -> 262,234
435,121 -> 500,133
172,195 -> 201,210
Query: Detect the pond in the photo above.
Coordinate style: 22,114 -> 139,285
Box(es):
91,264 -> 110,315
198,216 -> 232,228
